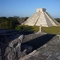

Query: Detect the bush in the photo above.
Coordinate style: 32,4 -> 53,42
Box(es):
15,25 -> 39,33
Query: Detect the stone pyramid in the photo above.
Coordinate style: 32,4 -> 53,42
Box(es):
22,8 -> 59,27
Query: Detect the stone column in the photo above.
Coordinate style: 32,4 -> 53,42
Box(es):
40,25 -> 42,32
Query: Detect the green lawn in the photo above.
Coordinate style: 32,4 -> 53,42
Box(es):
15,25 -> 39,32
16,25 -> 60,35
42,26 -> 60,35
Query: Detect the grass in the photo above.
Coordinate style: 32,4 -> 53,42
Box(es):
15,25 -> 39,32
16,25 -> 60,35
32,26 -> 39,32
42,26 -> 60,35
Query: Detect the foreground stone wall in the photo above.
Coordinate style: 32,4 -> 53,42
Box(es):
0,29 -> 24,60
0,34 -> 23,60
20,35 -> 60,60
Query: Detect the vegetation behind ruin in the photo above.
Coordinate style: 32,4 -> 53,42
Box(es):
0,16 -> 28,29
0,17 -> 60,34
15,25 -> 39,32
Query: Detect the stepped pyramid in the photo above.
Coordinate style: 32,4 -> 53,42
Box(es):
22,8 -> 59,27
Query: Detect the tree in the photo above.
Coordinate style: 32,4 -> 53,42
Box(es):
55,18 -> 60,23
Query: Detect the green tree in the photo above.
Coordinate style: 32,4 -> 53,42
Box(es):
55,18 -> 60,23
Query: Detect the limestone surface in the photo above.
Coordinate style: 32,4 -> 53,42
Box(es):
22,8 -> 59,27
20,34 -> 60,60
0,29 -> 24,60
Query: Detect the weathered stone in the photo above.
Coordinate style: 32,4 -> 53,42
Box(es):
22,45 -> 33,54
57,55 -> 60,60
0,29 -> 24,60
20,34 -> 60,60
43,51 -> 52,56
22,8 -> 59,27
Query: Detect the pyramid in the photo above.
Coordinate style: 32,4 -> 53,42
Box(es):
22,8 -> 59,27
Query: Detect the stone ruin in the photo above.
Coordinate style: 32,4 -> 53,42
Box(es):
0,29 -> 60,60
22,8 -> 59,27
0,29 -> 24,60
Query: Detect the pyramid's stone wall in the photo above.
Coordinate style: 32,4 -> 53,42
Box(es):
36,8 -> 46,12
22,8 -> 59,27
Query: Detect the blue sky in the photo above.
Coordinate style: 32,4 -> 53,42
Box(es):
0,0 -> 60,18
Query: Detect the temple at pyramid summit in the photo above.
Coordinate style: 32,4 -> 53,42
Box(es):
22,8 -> 59,27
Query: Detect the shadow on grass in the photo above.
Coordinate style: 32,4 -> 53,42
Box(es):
21,34 -> 56,53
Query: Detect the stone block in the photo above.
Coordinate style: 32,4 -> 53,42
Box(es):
0,32 -> 24,60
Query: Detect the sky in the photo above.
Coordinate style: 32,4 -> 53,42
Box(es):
0,0 -> 60,18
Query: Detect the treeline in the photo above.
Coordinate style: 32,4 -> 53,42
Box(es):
0,16 -> 29,29
55,18 -> 60,23
0,17 -> 60,30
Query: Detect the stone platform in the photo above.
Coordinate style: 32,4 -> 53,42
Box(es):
20,34 -> 60,60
